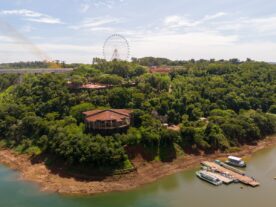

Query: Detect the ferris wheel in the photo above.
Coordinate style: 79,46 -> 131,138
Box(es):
103,34 -> 130,61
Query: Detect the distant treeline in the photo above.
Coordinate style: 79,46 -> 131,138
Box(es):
0,57 -> 258,69
131,57 -> 251,66
0,61 -> 66,69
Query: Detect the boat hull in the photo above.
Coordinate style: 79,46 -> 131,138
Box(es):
196,171 -> 223,186
225,161 -> 246,168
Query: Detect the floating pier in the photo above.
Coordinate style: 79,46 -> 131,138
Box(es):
216,160 -> 245,175
201,161 -> 260,187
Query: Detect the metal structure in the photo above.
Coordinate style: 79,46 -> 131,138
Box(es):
103,34 -> 130,61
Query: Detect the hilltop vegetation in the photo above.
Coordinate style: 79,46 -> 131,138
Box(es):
0,61 -> 66,69
0,58 -> 275,171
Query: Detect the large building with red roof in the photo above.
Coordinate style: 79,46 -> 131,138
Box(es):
83,109 -> 133,132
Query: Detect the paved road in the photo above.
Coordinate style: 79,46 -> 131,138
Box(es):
0,68 -> 74,74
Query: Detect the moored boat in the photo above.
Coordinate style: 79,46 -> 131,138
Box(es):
225,156 -> 246,168
196,170 -> 223,186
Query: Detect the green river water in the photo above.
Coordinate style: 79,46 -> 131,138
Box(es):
1,146 -> 276,207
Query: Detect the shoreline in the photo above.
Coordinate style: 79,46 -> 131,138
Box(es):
0,136 -> 275,195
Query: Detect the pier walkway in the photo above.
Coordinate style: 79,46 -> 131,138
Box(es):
202,161 -> 260,187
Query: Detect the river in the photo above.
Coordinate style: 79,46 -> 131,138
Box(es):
1,146 -> 276,207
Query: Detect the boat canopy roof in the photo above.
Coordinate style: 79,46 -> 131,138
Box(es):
228,156 -> 242,161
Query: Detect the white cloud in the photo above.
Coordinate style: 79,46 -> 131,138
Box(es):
27,17 -> 62,24
1,33 -> 276,63
164,12 -> 227,28
0,35 -> 13,42
39,42 -> 100,52
70,16 -> 121,31
139,32 -> 237,46
20,25 -> 33,33
1,7 -> 276,63
0,41 -> 102,63
129,31 -> 238,58
0,9 -> 63,24
219,16 -> 276,35
92,0 -> 122,9
80,3 -> 90,13
203,12 -> 227,21
130,33 -> 276,62
164,15 -> 196,28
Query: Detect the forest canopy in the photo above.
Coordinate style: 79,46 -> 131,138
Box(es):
0,58 -> 275,170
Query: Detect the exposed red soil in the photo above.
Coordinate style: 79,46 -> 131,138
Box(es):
0,136 -> 275,195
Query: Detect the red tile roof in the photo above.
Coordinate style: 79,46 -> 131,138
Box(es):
83,109 -> 132,122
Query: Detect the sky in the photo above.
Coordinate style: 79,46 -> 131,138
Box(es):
0,0 -> 276,63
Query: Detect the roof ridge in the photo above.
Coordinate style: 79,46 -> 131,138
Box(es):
84,109 -> 107,117
109,109 -> 132,116
84,109 -> 131,118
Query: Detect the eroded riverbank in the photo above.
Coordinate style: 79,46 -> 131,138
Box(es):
0,136 -> 275,195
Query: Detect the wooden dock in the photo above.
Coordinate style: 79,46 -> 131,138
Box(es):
201,161 -> 260,187
219,161 -> 245,175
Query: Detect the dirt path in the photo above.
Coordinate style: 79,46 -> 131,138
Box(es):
0,136 -> 275,195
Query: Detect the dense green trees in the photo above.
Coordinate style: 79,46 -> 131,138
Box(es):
93,60 -> 147,78
15,74 -> 71,117
0,59 -> 275,170
69,103 -> 94,122
48,119 -> 126,166
269,105 -> 276,114
0,74 -> 19,92
180,110 -> 274,151
94,74 -> 124,85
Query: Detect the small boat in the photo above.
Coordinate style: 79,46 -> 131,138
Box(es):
225,156 -> 246,168
196,170 -> 223,186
